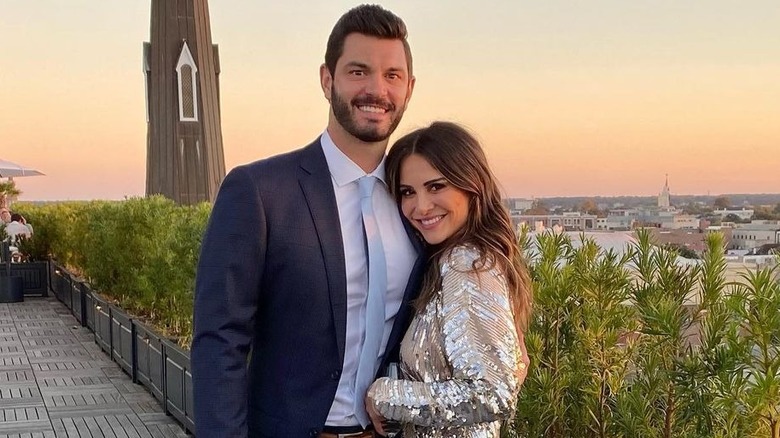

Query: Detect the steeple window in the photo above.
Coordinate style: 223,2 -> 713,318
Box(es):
176,41 -> 199,122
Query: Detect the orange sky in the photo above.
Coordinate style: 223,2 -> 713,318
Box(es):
1,1 -> 778,201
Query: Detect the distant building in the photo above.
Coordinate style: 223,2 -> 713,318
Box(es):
597,217 -> 634,231
609,209 -> 641,218
713,208 -> 754,221
658,175 -> 671,209
730,221 -> 780,251
513,212 -> 597,231
143,0 -> 226,205
597,209 -> 639,230
664,214 -> 699,230
504,198 -> 534,213
643,228 -> 708,255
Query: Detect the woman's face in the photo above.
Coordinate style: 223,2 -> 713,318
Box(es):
398,153 -> 470,245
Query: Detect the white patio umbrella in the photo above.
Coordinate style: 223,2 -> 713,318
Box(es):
0,159 -> 44,178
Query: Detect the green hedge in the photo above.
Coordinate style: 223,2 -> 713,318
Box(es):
12,199 -> 780,436
512,230 -> 780,438
14,196 -> 210,346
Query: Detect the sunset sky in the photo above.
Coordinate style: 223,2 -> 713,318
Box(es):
1,1 -> 778,201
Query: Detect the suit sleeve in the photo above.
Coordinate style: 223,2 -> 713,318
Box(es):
191,166 -> 266,437
367,248 -> 527,428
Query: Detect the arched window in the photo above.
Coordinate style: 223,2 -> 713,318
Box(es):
181,65 -> 195,119
176,41 -> 198,122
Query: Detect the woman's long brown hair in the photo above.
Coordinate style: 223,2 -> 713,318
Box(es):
386,121 -> 532,332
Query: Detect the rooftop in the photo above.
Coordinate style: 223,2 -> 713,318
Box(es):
0,298 -> 188,436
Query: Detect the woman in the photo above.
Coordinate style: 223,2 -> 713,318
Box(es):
367,122 -> 532,437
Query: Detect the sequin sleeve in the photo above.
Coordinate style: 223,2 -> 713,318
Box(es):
368,247 -> 526,428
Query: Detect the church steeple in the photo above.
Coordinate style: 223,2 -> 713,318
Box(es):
143,0 -> 225,205
658,174 -> 671,209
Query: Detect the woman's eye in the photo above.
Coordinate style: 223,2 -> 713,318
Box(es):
399,188 -> 414,197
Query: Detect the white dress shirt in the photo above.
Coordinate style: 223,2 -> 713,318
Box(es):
320,130 -> 417,426
4,221 -> 31,243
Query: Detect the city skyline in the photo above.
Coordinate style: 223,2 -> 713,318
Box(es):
1,1 -> 778,201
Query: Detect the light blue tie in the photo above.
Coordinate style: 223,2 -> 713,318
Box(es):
353,175 -> 387,427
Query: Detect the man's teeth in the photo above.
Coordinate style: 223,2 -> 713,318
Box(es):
421,216 -> 443,226
358,105 -> 386,113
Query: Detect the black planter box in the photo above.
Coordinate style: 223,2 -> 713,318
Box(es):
83,284 -> 95,331
134,321 -> 165,403
51,265 -> 64,302
110,305 -> 134,376
60,273 -> 73,311
163,339 -> 195,433
1,261 -> 49,297
71,279 -> 84,325
53,266 -> 67,303
0,276 -> 24,303
48,261 -> 58,294
61,272 -> 71,303
42,267 -> 194,435
92,294 -> 112,355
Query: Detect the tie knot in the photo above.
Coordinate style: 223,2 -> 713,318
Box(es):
358,176 -> 376,199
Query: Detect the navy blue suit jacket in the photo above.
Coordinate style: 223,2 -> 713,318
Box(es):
191,139 -> 425,437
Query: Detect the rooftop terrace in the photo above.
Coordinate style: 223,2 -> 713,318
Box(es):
0,298 -> 187,437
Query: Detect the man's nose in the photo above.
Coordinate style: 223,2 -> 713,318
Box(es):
364,73 -> 388,97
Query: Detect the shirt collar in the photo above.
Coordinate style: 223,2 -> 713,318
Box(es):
320,130 -> 387,188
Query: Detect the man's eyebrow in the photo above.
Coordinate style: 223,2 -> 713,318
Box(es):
343,61 -> 369,69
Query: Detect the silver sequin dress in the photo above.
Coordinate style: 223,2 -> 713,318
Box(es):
368,245 -> 528,437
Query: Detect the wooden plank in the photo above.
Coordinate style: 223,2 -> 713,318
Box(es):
2,298 -> 188,437
104,416 -> 130,438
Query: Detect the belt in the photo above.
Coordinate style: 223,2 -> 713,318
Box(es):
320,425 -> 374,438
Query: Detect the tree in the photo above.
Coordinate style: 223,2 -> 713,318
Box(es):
723,213 -> 745,224
525,199 -> 550,215
663,243 -> 699,259
713,196 -> 731,209
681,203 -> 713,216
752,206 -> 780,221
578,198 -> 603,216
0,179 -> 21,210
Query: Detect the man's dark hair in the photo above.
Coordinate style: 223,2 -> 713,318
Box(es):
10,213 -> 22,222
325,4 -> 412,76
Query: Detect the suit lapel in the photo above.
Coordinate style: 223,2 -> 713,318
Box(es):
298,140 -> 428,372
383,214 -> 426,367
298,140 -> 348,363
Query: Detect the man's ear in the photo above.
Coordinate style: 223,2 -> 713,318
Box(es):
405,75 -> 416,106
320,63 -> 332,102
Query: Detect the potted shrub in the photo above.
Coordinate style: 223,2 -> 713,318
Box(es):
0,240 -> 24,303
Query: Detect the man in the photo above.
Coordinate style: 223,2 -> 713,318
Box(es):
192,5 -> 424,437
5,213 -> 31,244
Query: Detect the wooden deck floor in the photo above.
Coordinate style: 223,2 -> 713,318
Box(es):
0,298 -> 188,437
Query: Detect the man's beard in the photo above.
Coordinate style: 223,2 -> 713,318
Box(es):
330,84 -> 405,143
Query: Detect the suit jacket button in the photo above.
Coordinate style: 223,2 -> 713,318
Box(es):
310,429 -> 319,437
330,370 -> 340,380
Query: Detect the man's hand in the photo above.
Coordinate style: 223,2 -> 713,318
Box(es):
365,396 -> 387,436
